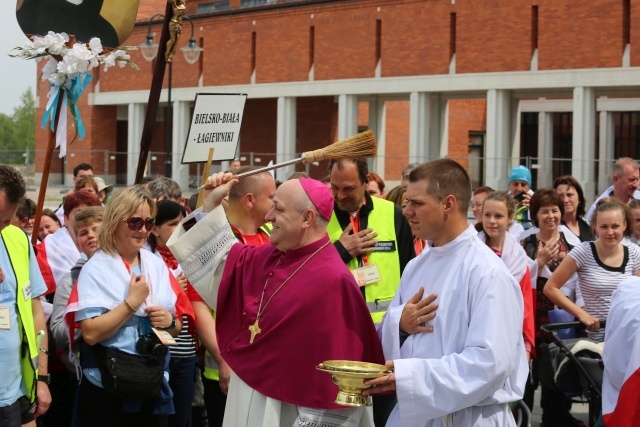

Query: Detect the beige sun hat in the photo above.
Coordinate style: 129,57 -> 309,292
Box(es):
93,177 -> 113,195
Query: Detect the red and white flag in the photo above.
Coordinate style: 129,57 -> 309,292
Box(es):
36,227 -> 80,294
602,276 -> 640,426
64,248 -> 194,360
479,230 -> 535,355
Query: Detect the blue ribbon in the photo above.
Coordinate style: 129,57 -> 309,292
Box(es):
68,73 -> 92,142
40,73 -> 93,143
41,86 -> 60,132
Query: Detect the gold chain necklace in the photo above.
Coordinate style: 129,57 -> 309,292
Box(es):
248,241 -> 330,344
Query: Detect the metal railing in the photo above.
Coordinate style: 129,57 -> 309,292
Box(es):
2,149 -> 613,193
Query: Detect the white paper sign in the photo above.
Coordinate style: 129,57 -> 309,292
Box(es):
182,93 -> 247,163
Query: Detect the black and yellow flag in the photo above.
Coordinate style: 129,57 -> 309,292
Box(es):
16,0 -> 140,48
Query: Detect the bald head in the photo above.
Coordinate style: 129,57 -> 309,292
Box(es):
228,168 -> 274,201
227,168 -> 276,223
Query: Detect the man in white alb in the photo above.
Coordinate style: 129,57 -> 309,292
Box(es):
364,159 -> 528,426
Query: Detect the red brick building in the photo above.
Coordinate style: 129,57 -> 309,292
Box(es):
34,0 -> 640,202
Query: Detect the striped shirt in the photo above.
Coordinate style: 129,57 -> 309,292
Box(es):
169,315 -> 197,358
570,241 -> 640,341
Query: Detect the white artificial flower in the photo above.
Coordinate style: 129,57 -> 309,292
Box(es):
115,50 -> 131,68
89,38 -> 103,54
41,58 -> 59,81
67,44 -> 92,73
49,72 -> 67,88
31,37 -> 48,55
44,31 -> 69,55
102,52 -> 116,71
14,32 -> 136,88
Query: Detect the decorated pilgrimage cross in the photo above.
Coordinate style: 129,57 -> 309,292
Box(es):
11,0 -> 186,245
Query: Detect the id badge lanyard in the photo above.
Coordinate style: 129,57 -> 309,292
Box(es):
349,213 -> 369,268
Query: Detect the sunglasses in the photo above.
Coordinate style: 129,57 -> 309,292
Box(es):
124,217 -> 155,231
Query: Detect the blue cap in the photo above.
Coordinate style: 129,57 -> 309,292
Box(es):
508,165 -> 532,186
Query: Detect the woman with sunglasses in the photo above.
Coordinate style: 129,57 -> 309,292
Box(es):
66,186 -> 194,426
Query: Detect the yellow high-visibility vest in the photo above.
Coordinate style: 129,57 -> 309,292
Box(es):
327,197 -> 401,324
1,225 -> 39,403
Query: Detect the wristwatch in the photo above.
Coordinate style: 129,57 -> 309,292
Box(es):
37,374 -> 51,385
164,314 -> 177,331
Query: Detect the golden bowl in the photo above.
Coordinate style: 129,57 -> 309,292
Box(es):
316,360 -> 391,407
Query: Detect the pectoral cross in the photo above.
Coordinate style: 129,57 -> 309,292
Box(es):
248,319 -> 261,344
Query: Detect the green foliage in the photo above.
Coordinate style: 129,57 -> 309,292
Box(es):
0,88 -> 35,164
0,113 -> 18,150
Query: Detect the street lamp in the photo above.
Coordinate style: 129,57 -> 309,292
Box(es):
138,15 -> 203,178
181,17 -> 204,65
139,14 -> 164,62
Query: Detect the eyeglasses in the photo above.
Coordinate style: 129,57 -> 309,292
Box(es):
124,217 -> 155,231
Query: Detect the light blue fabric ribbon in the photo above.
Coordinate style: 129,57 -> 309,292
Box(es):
67,73 -> 92,142
40,73 -> 92,143
41,85 -> 60,132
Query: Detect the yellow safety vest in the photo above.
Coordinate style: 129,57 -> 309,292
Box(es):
327,197 -> 401,324
1,225 -> 39,404
202,311 -> 220,381
203,223 -> 272,381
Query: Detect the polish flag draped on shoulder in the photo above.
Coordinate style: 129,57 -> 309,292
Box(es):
479,230 -> 535,355
64,248 -> 194,358
36,227 -> 80,294
602,276 -> 640,426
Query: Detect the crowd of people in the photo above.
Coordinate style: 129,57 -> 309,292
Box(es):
0,155 -> 638,427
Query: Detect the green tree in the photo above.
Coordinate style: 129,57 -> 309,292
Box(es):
0,113 -> 18,151
13,88 -> 35,152
0,88 -> 36,163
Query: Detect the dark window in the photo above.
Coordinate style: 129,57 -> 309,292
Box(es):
614,112 -> 640,159
309,26 -> 315,70
531,6 -> 538,54
520,112 -> 539,185
240,0 -> 277,6
375,19 -> 382,68
251,31 -> 256,75
449,13 -> 456,60
624,0 -> 631,46
197,1 -> 230,12
468,132 -> 485,189
553,113 -> 573,178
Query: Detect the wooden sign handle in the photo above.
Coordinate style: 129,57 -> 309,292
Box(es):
196,147 -> 215,209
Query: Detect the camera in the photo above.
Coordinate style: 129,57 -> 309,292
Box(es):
136,334 -> 168,359
513,191 -> 526,203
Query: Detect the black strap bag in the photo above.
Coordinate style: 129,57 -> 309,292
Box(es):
95,344 -> 164,399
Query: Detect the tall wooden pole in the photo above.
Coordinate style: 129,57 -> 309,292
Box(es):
31,34 -> 76,246
31,81 -> 66,245
135,1 -> 173,184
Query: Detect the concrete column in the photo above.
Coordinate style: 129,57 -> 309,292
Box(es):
598,111 -> 615,195
276,97 -> 297,181
172,101 -> 191,192
485,89 -> 512,190
368,96 -> 385,177
409,92 -> 443,164
338,94 -> 358,140
127,103 -> 145,185
537,112 -> 554,188
572,87 -> 597,202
